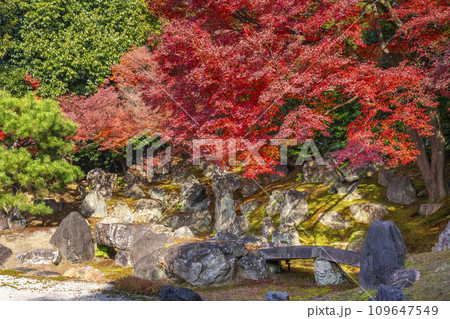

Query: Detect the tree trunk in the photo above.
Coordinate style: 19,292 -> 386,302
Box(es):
408,109 -> 448,202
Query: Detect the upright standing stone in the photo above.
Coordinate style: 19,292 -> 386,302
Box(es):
386,175 -> 416,204
314,259 -> 347,285
79,190 -> 107,218
359,220 -> 407,288
433,220 -> 450,251
50,211 -> 95,264
280,189 -> 309,226
86,168 -> 112,199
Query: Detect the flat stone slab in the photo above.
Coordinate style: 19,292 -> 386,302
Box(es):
258,245 -> 361,267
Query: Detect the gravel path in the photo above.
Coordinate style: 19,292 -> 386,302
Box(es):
0,274 -> 141,301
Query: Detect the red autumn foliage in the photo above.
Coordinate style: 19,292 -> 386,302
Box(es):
132,0 -> 448,177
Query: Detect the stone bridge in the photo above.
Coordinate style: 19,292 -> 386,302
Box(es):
257,245 -> 361,267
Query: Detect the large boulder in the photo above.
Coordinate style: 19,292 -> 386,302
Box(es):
124,184 -> 145,199
280,189 -> 309,226
229,216 -> 251,238
0,244 -> 13,266
98,202 -> 134,224
266,190 -> 287,217
163,242 -> 238,286
210,230 -> 237,241
214,192 -> 236,231
79,190 -> 107,218
6,207 -> 26,230
86,168 -> 112,199
433,220 -> 450,251
374,284 -> 406,301
134,199 -> 164,223
386,175 -> 416,205
240,201 -> 260,217
158,286 -> 202,301
302,157 -> 338,185
179,182 -> 210,213
359,220 -> 407,289
271,225 -> 301,246
378,169 -> 395,187
349,203 -> 388,224
419,204 -> 442,217
50,211 -> 95,263
265,291 -> 289,301
318,211 -> 350,230
314,259 -> 347,285
16,249 -> 62,266
262,217 -> 275,239
238,255 -> 270,280
95,223 -> 135,250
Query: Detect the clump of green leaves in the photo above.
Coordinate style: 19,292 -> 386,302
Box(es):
0,92 -> 83,214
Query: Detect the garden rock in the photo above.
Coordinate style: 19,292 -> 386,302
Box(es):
201,162 -> 216,178
378,169 -> 395,187
148,187 -> 168,209
272,225 -> 301,246
269,165 -> 290,182
115,250 -> 132,267
419,204 -> 442,216
314,259 -> 347,285
229,216 -> 251,238
238,235 -> 269,247
211,230 -> 237,241
265,291 -> 289,301
50,211 -> 95,264
16,249 -> 62,265
0,244 -> 13,266
214,192 -> 236,231
95,223 -> 135,250
124,184 -> 145,199
262,217 -> 275,239
98,202 -> 134,224
330,180 -> 358,195
179,182 -> 210,213
389,268 -> 420,289
186,209 -> 212,233
241,183 -> 259,197
134,199 -> 164,223
318,211 -> 350,230
342,192 -> 363,202
433,220 -> 450,251
349,203 -> 388,224
172,167 -> 196,185
360,220 -> 407,289
160,214 -> 187,230
86,168 -> 112,199
280,189 -> 309,226
80,190 -> 107,218
6,207 -> 26,230
386,175 -> 416,204
130,229 -> 174,266
214,241 -> 248,258
238,255 -> 270,280
338,166 -> 359,182
174,226 -> 196,239
212,173 -> 241,197
374,284 -> 406,301
133,248 -> 167,280
266,190 -> 287,216
164,242 -> 237,286
240,201 -> 260,217
346,230 -> 366,252
63,266 -> 106,283
159,286 -> 202,301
